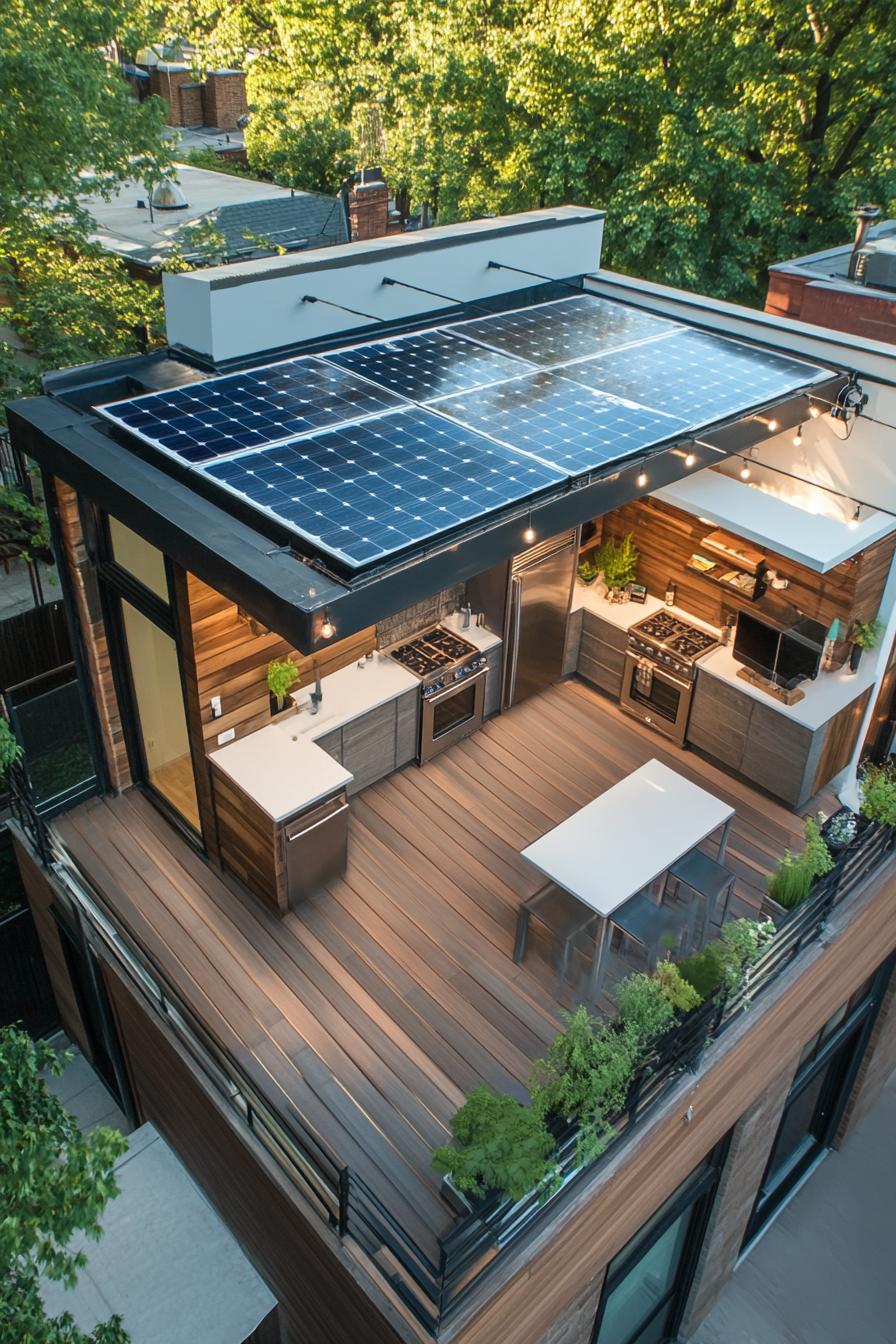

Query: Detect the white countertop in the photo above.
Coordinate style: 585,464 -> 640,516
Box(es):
698,644 -> 878,731
441,610 -> 503,652
211,652 -> 419,820
571,582 -> 719,637
522,759 -> 734,915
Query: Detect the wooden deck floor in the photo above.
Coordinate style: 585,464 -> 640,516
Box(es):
55,680 -> 833,1253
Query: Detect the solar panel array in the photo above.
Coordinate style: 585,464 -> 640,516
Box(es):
438,372 -> 689,477
97,294 -> 835,571
98,356 -> 407,463
322,328 -> 532,403
556,328 -> 830,427
202,409 -> 565,568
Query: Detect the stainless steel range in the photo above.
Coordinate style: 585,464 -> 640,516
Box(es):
390,625 -> 488,763
620,610 -> 720,745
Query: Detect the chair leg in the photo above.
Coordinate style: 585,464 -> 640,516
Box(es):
513,905 -> 530,963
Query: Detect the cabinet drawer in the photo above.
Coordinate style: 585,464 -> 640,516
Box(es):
579,630 -> 626,677
582,609 -> 628,652
578,650 -> 624,699
694,670 -> 753,727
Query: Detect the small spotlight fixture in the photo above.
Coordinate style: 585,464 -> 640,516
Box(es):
635,467 -> 649,489
320,610 -> 335,640
848,504 -> 861,531
792,424 -> 804,447
739,459 -> 751,480
522,512 -> 536,545
684,452 -> 697,468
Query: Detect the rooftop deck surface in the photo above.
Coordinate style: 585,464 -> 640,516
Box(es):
55,679 -> 833,1256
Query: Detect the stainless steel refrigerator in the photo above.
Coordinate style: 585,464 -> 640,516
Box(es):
502,530 -> 577,708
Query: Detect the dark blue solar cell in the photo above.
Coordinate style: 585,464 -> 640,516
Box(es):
323,328 -> 533,402
200,408 -> 565,569
452,295 -> 682,367
556,329 -> 832,427
97,356 -> 408,461
437,372 -> 689,477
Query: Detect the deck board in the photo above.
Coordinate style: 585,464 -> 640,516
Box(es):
55,680 -> 833,1245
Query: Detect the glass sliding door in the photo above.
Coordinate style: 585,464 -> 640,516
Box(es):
592,1142 -> 728,1344
118,601 -> 200,830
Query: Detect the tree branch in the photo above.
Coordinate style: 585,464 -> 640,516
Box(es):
825,104 -> 883,182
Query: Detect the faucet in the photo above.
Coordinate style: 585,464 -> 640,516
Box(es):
309,662 -> 323,715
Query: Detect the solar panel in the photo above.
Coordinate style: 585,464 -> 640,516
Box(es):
322,328 -> 533,402
452,295 -> 681,367
97,357 -> 407,463
437,373 -> 689,477
201,408 -> 566,569
556,329 -> 832,427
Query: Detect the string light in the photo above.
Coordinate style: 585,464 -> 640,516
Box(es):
684,452 -> 697,468
636,469 -> 648,488
792,424 -> 804,447
320,610 -> 335,639
739,461 -> 751,480
848,505 -> 861,531
522,512 -> 536,545
808,403 -> 821,419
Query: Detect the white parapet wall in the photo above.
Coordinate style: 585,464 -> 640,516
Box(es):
162,206 -> 604,364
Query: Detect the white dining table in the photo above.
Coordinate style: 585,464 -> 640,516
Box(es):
520,758 -> 735,998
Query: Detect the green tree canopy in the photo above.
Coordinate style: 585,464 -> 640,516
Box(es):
0,1028 -> 129,1344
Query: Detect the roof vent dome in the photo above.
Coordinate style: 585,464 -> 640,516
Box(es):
150,179 -> 189,211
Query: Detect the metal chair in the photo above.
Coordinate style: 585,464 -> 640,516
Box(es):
513,885 -> 598,994
664,849 -> 736,939
612,887 -> 700,969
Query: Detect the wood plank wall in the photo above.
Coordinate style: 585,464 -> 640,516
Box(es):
181,571 -> 376,753
52,481 -> 131,789
599,497 -> 895,663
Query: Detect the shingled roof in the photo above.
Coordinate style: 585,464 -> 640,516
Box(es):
177,192 -> 349,261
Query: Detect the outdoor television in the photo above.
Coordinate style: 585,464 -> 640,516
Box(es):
734,611 -> 824,690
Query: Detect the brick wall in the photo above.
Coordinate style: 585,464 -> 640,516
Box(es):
179,82 -> 205,128
375,584 -> 466,647
678,1056 -> 800,1338
765,271 -> 896,343
202,71 -> 248,132
149,66 -> 193,127
536,1270 -> 606,1344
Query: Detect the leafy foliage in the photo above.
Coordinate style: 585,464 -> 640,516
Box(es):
767,816 -> 834,910
678,917 -> 776,998
859,762 -> 896,829
0,717 -> 23,783
431,1085 -> 556,1201
0,1027 -> 129,1344
595,533 -> 639,591
652,960 -> 701,1014
613,972 -> 675,1044
677,941 -> 728,1000
266,657 -> 300,702
851,617 -> 884,650
530,1005 -> 637,1124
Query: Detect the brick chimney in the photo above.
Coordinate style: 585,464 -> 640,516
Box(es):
149,64 -> 193,127
201,70 -> 248,132
347,168 -> 403,241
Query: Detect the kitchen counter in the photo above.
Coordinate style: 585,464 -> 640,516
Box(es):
441,610 -> 503,652
698,644 -> 878,732
211,652 -> 418,820
571,582 -> 719,637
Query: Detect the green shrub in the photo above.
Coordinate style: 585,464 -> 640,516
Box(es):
614,973 -> 675,1046
432,1086 -> 556,1201
266,657 -> 299,703
595,532 -> 639,590
530,1005 -> 637,1124
860,762 -> 896,829
718,918 -> 776,991
0,717 -> 22,784
677,941 -> 727,999
653,960 -> 701,1013
767,816 -> 834,910
851,617 -> 884,650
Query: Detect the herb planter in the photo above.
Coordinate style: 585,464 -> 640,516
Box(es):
269,691 -> 294,719
820,807 -> 858,853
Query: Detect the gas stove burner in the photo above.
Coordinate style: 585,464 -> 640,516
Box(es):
668,629 -> 717,658
389,624 -> 482,683
637,612 -> 682,640
629,610 -> 720,668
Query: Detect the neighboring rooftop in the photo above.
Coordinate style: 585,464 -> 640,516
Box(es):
766,216 -> 896,343
82,163 -> 347,271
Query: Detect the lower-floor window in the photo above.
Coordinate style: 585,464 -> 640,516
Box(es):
742,959 -> 893,1249
592,1140 -> 728,1344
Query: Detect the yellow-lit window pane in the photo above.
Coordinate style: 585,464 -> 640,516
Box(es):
108,516 -> 169,601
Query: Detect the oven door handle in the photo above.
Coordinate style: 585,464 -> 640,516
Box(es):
625,650 -> 692,693
425,668 -> 488,706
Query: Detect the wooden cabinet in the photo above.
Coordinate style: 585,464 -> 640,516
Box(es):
484,645 -> 503,718
562,609 -> 583,677
578,610 -> 627,699
342,701 -> 397,796
395,688 -> 420,766
687,670 -> 871,808
314,726 -> 343,765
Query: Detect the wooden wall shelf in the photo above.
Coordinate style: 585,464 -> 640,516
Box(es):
685,560 -> 768,602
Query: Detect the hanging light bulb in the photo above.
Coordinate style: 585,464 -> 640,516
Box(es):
766,418 -> 779,432
684,452 -> 697,468
792,424 -> 803,446
739,459 -> 751,480
848,505 -> 861,531
635,467 -> 648,489
522,513 -> 536,545
809,403 -> 821,419
320,610 -> 335,639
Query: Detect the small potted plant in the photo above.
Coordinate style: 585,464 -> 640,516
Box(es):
577,556 -> 601,587
820,807 -> 858,853
266,657 -> 299,716
433,1085 -> 558,1213
848,616 -> 884,673
858,761 -> 896,831
597,533 -> 639,603
764,816 -> 834,918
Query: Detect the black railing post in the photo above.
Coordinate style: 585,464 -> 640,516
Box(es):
338,1167 -> 350,1237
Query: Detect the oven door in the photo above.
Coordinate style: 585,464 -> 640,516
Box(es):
620,651 -> 693,745
420,669 -> 487,764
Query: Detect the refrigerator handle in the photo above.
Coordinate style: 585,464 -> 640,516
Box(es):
504,575 -> 522,710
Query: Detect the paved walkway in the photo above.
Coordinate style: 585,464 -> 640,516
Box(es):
692,1069 -> 896,1344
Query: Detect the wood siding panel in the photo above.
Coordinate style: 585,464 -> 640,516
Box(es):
211,765 -> 283,913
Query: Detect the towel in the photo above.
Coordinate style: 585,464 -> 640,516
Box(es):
634,658 -> 654,696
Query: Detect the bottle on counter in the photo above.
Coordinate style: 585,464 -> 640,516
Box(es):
664,579 -> 676,607
721,615 -> 735,646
